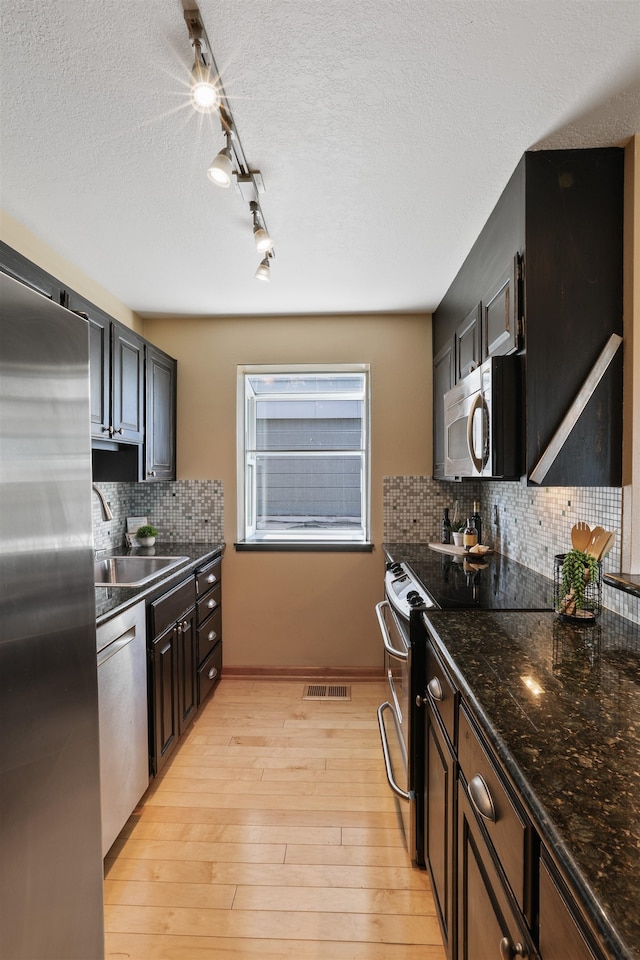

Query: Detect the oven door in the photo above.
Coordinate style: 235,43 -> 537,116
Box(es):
376,599 -> 416,859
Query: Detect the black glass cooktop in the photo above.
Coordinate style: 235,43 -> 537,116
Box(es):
384,542 -> 555,611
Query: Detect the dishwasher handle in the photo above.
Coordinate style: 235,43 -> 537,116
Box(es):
375,600 -> 408,662
97,626 -> 137,668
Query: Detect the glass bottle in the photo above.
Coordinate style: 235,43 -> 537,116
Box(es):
471,500 -> 482,544
441,508 -> 452,544
463,518 -> 478,551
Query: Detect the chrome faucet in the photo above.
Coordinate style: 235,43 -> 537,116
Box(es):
92,484 -> 113,521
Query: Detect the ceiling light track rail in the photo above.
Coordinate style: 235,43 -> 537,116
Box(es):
182,2 -> 275,278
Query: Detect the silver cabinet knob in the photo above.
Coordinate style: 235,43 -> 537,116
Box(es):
427,677 -> 443,702
208,666 -> 218,681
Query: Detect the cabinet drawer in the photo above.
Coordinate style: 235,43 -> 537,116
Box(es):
197,583 -> 221,624
539,851 -> 600,960
198,641 -> 222,704
426,644 -> 457,746
151,576 -> 196,636
196,558 -> 221,595
458,705 -> 529,912
197,607 -> 222,664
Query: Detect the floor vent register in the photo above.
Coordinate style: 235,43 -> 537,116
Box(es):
303,684 -> 351,701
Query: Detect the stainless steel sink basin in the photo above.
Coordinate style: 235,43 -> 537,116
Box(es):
94,555 -> 189,587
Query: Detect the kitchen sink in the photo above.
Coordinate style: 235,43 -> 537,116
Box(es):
94,555 -> 189,587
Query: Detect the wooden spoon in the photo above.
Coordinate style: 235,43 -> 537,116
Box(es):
587,527 -> 607,559
571,521 -> 591,552
596,531 -> 616,561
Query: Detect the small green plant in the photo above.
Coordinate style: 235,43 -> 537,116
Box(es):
451,520 -> 467,532
136,524 -> 158,539
560,549 -> 599,613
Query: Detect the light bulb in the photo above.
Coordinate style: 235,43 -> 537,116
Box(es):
190,62 -> 219,113
207,148 -> 233,187
253,224 -> 273,253
255,258 -> 270,282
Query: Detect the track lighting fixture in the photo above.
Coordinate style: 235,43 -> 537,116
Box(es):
183,4 -> 276,276
250,200 -> 273,253
255,256 -> 271,282
207,130 -> 234,188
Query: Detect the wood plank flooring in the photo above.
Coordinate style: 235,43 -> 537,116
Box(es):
104,679 -> 446,960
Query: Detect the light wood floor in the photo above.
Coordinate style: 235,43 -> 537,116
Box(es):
104,678 -> 446,960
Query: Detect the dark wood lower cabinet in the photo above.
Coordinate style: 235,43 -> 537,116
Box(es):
457,782 -> 537,960
538,852 -> 599,960
425,705 -> 456,959
149,576 -> 197,775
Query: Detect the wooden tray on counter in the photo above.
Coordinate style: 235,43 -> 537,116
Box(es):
428,542 -> 494,558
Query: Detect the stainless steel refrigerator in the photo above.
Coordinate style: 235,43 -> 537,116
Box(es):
0,272 -> 104,959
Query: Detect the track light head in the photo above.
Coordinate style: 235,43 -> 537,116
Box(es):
250,200 -> 274,253
207,146 -> 233,187
190,55 -> 219,113
255,257 -> 271,282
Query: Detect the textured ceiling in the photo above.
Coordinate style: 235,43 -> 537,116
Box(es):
1,0 -> 639,317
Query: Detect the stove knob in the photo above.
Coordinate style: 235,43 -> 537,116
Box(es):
407,592 -> 423,607
390,563 -> 403,575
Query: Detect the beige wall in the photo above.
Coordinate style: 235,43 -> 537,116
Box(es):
143,313 -> 431,669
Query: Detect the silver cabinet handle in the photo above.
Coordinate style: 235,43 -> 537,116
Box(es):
499,937 -> 527,959
114,427 -> 124,435
148,470 -> 157,477
375,600 -> 407,662
206,573 -> 217,584
376,702 -> 410,801
208,666 -> 218,681
468,773 -> 496,823
207,598 -> 217,610
427,677 -> 443,702
207,630 -> 218,642
181,620 -> 190,632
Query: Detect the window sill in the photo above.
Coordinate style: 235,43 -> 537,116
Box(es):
234,541 -> 374,553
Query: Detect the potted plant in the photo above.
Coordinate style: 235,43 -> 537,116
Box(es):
136,523 -> 158,547
556,549 -> 601,619
451,520 -> 466,547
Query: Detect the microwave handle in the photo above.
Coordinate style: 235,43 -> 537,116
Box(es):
467,393 -> 485,473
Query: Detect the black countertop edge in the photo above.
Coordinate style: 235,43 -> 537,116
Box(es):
95,542 -> 225,626
425,610 -> 635,960
603,572 -> 640,598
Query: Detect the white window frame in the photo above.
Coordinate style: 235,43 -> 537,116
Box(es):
237,363 -> 371,546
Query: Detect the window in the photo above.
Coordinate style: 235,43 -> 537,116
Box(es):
237,364 -> 370,547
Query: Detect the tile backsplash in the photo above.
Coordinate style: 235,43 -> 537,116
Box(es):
92,479 -> 224,552
384,476 -> 638,622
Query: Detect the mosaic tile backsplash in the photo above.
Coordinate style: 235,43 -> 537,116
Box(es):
92,479 -> 224,553
384,476 -> 638,623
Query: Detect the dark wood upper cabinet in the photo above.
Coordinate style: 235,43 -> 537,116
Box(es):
0,241 -> 67,304
145,344 -> 177,481
111,323 -> 144,444
432,339 -> 454,479
433,147 -> 624,486
455,303 -> 482,381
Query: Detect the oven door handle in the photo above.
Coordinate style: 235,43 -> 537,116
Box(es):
375,600 -> 408,662
377,701 -> 410,801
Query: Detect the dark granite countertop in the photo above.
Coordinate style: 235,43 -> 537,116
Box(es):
425,608 -> 640,960
95,541 -> 224,625
603,572 -> 640,599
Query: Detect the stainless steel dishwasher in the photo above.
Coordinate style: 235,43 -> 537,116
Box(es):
97,600 -> 149,857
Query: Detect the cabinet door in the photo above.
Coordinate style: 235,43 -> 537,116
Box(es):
177,608 -> 197,733
538,853 -> 600,960
433,338 -> 454,480
112,323 -> 144,443
88,314 -> 111,439
458,783 -> 536,960
482,254 -> 521,360
455,304 -> 481,382
145,344 -> 176,480
151,624 -> 179,775
425,707 -> 456,959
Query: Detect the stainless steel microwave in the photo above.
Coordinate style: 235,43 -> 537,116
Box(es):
443,356 -> 521,479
